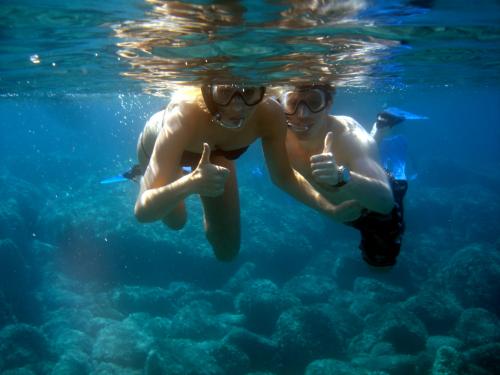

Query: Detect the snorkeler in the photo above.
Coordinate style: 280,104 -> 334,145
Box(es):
132,83 -> 355,261
279,83 -> 424,267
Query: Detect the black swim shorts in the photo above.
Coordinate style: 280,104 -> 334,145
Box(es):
347,176 -> 408,267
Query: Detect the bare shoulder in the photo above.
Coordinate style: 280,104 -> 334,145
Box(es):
332,115 -> 376,155
153,100 -> 205,151
333,115 -> 373,143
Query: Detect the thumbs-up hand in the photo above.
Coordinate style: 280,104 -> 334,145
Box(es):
191,143 -> 230,197
310,132 -> 341,187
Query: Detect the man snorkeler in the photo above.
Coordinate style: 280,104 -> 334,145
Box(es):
279,83 -> 409,267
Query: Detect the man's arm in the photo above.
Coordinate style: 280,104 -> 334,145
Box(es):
325,130 -> 394,214
259,101 -> 361,223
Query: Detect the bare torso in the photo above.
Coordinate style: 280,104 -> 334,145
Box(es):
286,115 -> 376,210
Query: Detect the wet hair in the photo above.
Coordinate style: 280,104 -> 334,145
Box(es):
276,82 -> 336,103
295,83 -> 336,102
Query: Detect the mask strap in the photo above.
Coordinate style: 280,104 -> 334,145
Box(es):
201,84 -> 219,117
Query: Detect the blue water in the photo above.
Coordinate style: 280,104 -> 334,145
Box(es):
1,1 -> 500,374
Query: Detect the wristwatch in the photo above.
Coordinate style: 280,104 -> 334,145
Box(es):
333,165 -> 351,187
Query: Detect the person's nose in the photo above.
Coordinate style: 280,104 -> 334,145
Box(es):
296,102 -> 311,118
231,95 -> 245,110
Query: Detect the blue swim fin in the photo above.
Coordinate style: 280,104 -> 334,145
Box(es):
383,107 -> 429,121
100,164 -> 144,185
100,164 -> 192,185
376,107 -> 428,129
100,175 -> 130,184
379,135 -> 410,181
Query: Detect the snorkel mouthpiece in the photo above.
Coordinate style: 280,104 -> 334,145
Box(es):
214,113 -> 245,129
286,119 -> 312,134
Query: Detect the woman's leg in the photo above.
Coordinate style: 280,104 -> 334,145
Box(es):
200,157 -> 240,262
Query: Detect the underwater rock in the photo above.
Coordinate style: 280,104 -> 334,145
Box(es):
90,362 -> 141,375
463,343 -> 500,375
51,329 -> 93,356
455,308 -> 500,348
179,289 -> 235,314
425,335 -> 464,356
353,277 -> 407,304
170,300 -> 229,340
351,354 -> 418,375
0,200 -> 25,241
142,316 -> 172,342
283,274 -> 337,305
448,186 -> 500,244
0,239 -> 29,295
111,285 -> 175,316
235,279 -> 300,335
408,183 -> 500,244
403,284 -> 462,335
0,175 -> 42,242
223,327 -> 278,371
333,255 -> 414,291
430,345 -> 463,375
144,341 -> 222,375
304,358 -> 382,375
0,368 -> 37,375
0,291 -> 16,327
211,340 -> 251,375
92,319 -> 153,368
438,244 -> 500,314
362,304 -> 428,354
0,324 -> 53,371
349,277 -> 408,319
50,350 -> 90,375
42,307 -> 96,339
273,304 -> 346,375
223,262 -> 256,293
37,190 -> 238,286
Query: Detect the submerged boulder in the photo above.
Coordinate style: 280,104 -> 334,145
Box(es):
235,279 -> 299,335
351,354 -> 418,375
455,308 -> 500,348
403,285 -> 462,335
0,324 -> 53,371
92,319 -> 153,368
361,304 -> 428,355
223,327 -> 278,371
283,274 -> 337,305
464,343 -> 500,375
305,358 -> 383,375
273,304 -> 347,375
144,341 -> 222,375
438,244 -> 500,314
430,346 -> 464,375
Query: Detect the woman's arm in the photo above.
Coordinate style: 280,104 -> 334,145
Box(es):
134,109 -> 195,222
134,107 -> 229,223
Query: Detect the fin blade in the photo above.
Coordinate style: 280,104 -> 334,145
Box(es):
100,175 -> 129,184
384,107 -> 429,120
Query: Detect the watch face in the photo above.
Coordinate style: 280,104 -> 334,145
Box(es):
341,167 -> 351,183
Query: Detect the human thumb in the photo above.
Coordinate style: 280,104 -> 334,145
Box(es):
198,143 -> 211,167
323,131 -> 334,153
